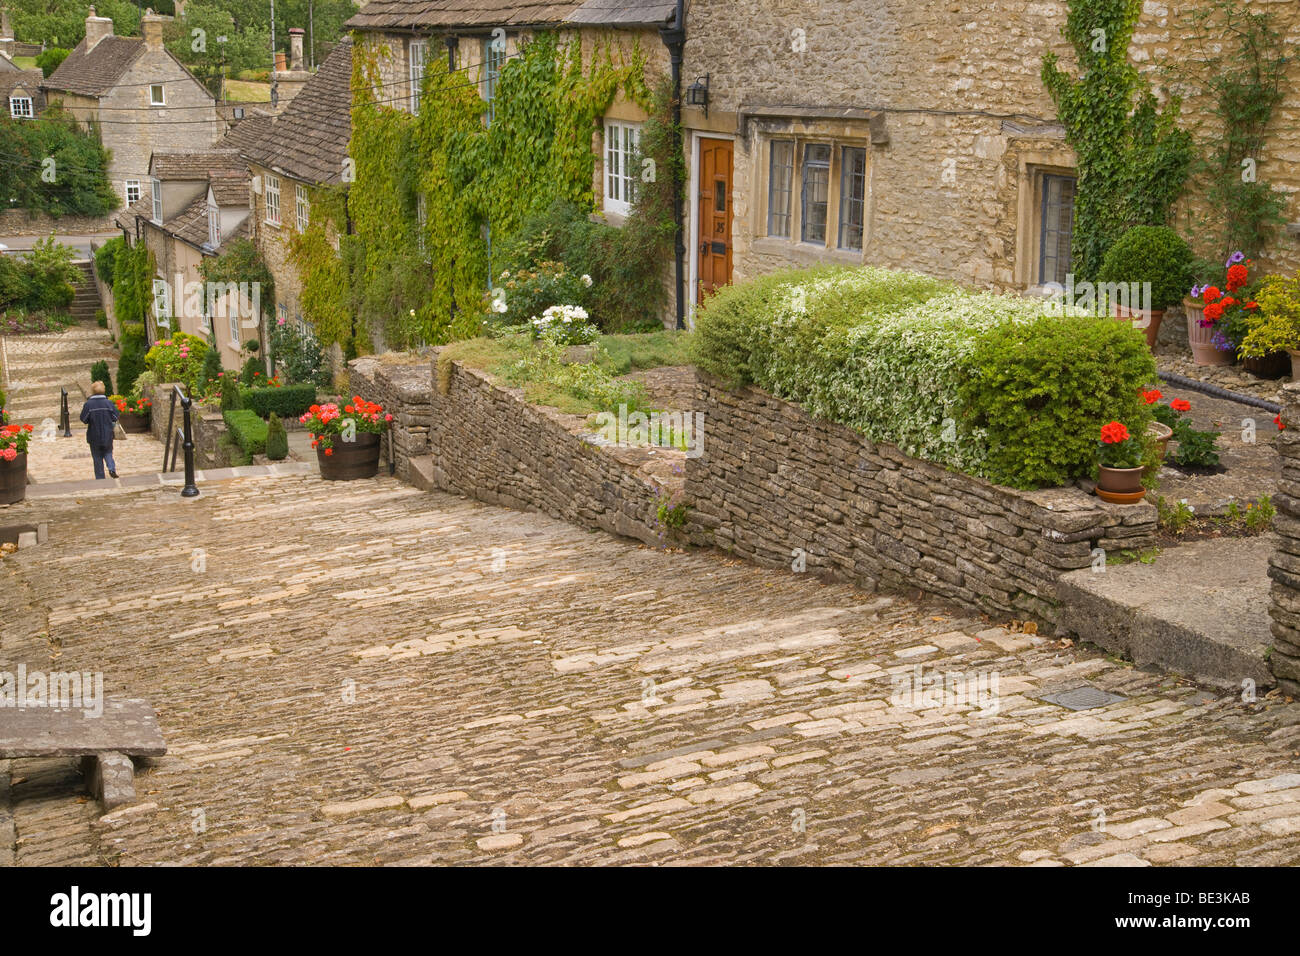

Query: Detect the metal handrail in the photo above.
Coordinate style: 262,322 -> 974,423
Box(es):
165,385 -> 199,498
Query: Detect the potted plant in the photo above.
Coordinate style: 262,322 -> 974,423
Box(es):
1098,226 -> 1194,349
1096,420 -> 1147,503
111,394 -> 153,432
1185,253 -> 1259,368
299,396 -> 393,480
1238,272 -> 1300,377
1140,388 -> 1173,461
0,422 -> 34,505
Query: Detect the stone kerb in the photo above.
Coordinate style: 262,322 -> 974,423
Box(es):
685,370 -> 1158,627
1268,382 -> 1300,694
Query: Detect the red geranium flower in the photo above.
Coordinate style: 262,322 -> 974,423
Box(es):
1100,421 -> 1130,444
1170,399 -> 1191,412
324,448 -> 333,456
1226,264 -> 1248,291
1141,389 -> 1162,405
1203,302 -> 1225,322
1203,286 -> 1222,304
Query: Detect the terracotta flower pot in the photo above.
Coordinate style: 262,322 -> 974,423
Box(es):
0,452 -> 28,505
1113,303 -> 1164,350
119,410 -> 150,433
1184,298 -> 1232,366
317,432 -> 381,480
1240,351 -> 1290,380
1096,465 -> 1145,504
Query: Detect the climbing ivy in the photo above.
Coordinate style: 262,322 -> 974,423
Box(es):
313,30 -> 655,350
111,239 -> 154,330
286,185 -> 355,351
1042,0 -> 1194,282
1173,0 -> 1291,260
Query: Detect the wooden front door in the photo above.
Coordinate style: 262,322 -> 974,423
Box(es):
698,138 -> 733,298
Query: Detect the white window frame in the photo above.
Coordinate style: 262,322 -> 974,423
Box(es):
484,36 -> 506,105
416,194 -> 427,255
295,183 -> 309,232
151,178 -> 163,223
8,96 -> 32,119
228,309 -> 240,347
149,84 -> 165,106
603,120 -> 642,219
125,180 -> 141,204
265,174 -> 281,226
409,39 -> 427,113
208,202 -> 221,248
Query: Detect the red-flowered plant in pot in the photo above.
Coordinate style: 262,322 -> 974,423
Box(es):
1096,420 -> 1147,503
299,396 -> 393,480
1185,253 -> 1260,367
110,394 -> 153,433
0,422 -> 34,504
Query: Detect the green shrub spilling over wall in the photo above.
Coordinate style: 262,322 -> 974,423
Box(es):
243,383 -> 316,419
692,266 -> 1156,490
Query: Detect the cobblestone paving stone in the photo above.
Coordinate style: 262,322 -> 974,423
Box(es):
3,474 -> 1300,866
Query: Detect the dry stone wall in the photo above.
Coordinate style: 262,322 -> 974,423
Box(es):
1268,382 -> 1300,694
684,372 -> 1158,626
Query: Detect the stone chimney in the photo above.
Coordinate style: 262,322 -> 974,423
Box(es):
140,9 -> 165,52
289,28 -> 304,71
1,8 -> 13,40
0,39 -> 12,60
85,6 -> 115,52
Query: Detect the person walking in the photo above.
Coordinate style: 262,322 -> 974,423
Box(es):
80,381 -> 119,479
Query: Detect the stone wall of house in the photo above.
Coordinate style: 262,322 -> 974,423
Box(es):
1268,382 -> 1300,695
349,354 -> 677,548
681,0 -> 1300,293
97,51 -> 221,200
684,371 -> 1159,626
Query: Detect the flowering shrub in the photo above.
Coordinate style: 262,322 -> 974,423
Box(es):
1098,421 -> 1143,468
299,396 -> 393,453
694,265 -> 1155,489
1239,273 -> 1300,358
1189,252 -> 1260,353
531,304 -> 599,345
144,332 -> 209,390
0,422 -> 34,460
486,262 -> 590,331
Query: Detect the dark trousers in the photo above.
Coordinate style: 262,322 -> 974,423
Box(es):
90,443 -> 117,479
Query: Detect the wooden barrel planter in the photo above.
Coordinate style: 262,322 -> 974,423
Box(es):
0,453 -> 28,505
119,411 -> 151,433
317,432 -> 381,481
1240,351 -> 1290,380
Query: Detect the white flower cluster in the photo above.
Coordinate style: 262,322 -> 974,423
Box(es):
531,304 -> 590,329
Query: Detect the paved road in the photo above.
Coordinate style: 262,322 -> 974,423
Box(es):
3,474 -> 1300,865
0,232 -> 120,258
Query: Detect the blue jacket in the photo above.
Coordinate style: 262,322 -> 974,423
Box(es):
80,394 -> 119,447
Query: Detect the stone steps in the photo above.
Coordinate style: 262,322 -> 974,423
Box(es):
1055,535 -> 1276,692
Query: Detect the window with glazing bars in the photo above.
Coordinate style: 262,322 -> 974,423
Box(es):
838,147 -> 867,251
1038,174 -> 1076,286
800,144 -> 831,244
767,141 -> 794,238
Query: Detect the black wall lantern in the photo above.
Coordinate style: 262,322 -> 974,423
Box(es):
686,74 -> 710,117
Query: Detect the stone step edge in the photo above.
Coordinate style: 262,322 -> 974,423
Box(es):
17,461 -> 318,500
1055,575 -> 1275,692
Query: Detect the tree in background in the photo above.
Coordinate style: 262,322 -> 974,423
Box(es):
10,0 -> 153,48
0,109 -> 118,217
34,47 -> 69,77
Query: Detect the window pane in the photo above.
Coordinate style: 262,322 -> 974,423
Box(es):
801,144 -> 830,244
838,147 -> 867,251
1038,174 -> 1076,286
768,141 -> 794,238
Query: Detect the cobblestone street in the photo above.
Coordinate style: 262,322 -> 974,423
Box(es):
2,475 -> 1300,866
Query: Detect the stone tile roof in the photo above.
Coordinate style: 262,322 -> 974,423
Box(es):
150,149 -> 244,181
346,1 -> 586,31
237,38 -> 352,186
0,52 -> 19,73
44,35 -> 144,97
0,69 -> 46,110
568,0 -> 677,27
114,196 -> 153,232
209,172 -> 250,207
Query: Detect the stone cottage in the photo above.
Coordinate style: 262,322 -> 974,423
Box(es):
676,0 -> 1300,311
115,148 -> 254,369
43,7 -> 221,210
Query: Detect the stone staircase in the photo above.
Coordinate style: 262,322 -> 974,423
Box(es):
1,325 -> 118,426
68,260 -> 102,325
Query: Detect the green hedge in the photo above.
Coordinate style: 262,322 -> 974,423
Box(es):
692,266 -> 1156,490
242,383 -> 316,419
223,409 -> 268,457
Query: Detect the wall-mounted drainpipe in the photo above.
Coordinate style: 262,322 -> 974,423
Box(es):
660,0 -> 686,330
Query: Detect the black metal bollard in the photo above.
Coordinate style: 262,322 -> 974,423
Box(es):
177,386 -> 199,498
60,388 -> 71,437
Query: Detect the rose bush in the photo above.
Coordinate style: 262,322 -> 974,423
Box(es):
144,332 -> 209,391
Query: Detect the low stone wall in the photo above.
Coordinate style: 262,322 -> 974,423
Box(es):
1268,383 -> 1300,694
684,372 -> 1159,626
145,383 -> 231,471
0,210 -> 118,237
349,355 -> 678,548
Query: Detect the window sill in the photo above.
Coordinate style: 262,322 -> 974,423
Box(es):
599,207 -> 630,227
752,237 -> 864,264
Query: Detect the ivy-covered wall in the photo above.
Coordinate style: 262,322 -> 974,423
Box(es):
297,26 -> 667,355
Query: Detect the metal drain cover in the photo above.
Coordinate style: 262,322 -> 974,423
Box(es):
1039,685 -> 1127,711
